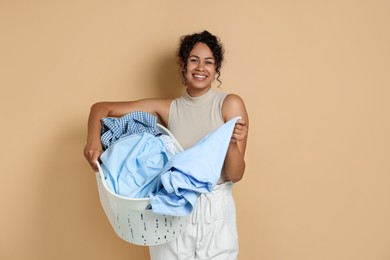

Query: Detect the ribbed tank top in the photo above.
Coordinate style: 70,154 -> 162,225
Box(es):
168,88 -> 227,150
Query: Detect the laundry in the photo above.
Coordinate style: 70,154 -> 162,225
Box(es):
99,112 -> 240,216
100,111 -> 161,150
99,111 -> 176,198
100,132 -> 176,198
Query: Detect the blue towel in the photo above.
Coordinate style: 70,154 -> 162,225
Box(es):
149,116 -> 240,216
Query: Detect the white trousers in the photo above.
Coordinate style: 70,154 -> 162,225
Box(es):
149,182 -> 239,260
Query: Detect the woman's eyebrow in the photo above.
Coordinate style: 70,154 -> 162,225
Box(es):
189,55 -> 215,60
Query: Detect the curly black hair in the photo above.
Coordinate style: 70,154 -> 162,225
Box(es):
177,30 -> 225,86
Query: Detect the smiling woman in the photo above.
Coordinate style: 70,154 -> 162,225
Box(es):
183,42 -> 218,96
178,31 -> 224,90
84,30 -> 249,260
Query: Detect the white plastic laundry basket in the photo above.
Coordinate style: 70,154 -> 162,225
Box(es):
95,124 -> 189,246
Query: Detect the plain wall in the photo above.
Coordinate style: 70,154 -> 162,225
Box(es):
1,1 -> 389,259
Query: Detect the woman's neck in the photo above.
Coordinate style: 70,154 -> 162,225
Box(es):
186,86 -> 212,97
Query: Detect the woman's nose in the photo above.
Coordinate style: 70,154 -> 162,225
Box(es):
196,62 -> 205,70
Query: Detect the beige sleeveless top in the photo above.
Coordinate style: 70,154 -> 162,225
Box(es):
168,87 -> 227,150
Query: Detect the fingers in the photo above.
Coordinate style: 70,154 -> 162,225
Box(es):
90,159 -> 99,172
231,119 -> 248,142
84,147 -> 102,172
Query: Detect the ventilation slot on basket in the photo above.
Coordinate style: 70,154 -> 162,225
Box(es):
117,215 -> 121,230
142,234 -> 147,245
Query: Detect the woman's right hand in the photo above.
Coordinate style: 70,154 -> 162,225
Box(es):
83,141 -> 103,172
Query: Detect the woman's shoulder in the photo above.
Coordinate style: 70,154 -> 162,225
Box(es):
221,93 -> 248,121
223,93 -> 245,106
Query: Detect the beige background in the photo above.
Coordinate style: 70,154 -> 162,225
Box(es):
1,1 -> 389,259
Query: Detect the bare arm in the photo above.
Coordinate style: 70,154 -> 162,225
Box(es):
221,94 -> 249,183
83,98 -> 172,171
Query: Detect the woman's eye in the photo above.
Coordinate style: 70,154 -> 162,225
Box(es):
190,59 -> 198,63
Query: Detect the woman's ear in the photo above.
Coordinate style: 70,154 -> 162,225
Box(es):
178,59 -> 187,85
179,59 -> 185,71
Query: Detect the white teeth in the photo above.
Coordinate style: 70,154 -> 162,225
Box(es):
194,75 -> 206,79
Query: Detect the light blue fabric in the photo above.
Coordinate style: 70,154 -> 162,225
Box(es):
149,116 -> 240,216
101,111 -> 161,150
100,133 -> 174,198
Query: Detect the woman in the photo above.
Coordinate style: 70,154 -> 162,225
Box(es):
84,30 -> 249,260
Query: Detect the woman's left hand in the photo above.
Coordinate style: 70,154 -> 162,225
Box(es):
231,119 -> 248,143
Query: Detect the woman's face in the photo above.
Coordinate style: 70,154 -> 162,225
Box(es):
184,42 -> 217,95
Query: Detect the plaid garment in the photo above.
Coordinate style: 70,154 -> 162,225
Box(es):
100,111 -> 161,150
